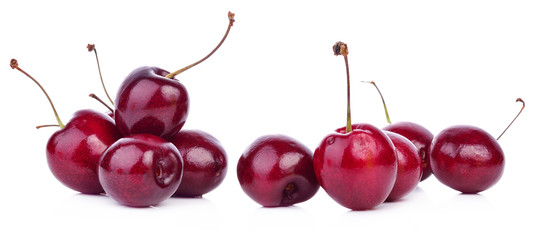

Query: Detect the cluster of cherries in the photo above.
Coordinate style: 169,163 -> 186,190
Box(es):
11,12 -> 236,207
236,42 -> 525,210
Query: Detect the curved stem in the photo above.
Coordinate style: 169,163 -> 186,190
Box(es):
36,124 -> 61,129
10,59 -> 65,128
89,93 -> 114,113
362,81 -> 391,124
165,11 -> 235,79
497,98 -> 525,140
333,42 -> 352,133
88,44 -> 114,105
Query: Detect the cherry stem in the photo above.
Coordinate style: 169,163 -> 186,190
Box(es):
362,81 -> 391,124
333,41 -> 352,133
36,124 -> 61,129
165,11 -> 235,79
497,98 -> 525,140
88,44 -> 114,105
89,93 -> 114,113
10,59 -> 65,129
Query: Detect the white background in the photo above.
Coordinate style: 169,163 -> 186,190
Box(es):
1,0 -> 532,239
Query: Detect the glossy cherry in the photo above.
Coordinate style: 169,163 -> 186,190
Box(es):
363,81 -> 434,181
237,134 -> 319,207
114,66 -> 189,139
99,134 -> 183,207
114,12 -> 235,140
10,59 -> 122,194
170,129 -> 227,197
429,99 -> 524,193
313,42 -> 397,210
384,131 -> 422,201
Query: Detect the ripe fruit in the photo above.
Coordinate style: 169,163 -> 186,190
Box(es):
171,130 -> 227,197
429,99 -> 524,193
384,131 -> 422,201
237,134 -> 319,207
113,12 -> 235,140
99,134 -> 183,207
313,42 -> 397,210
10,59 -> 122,194
363,81 -> 434,181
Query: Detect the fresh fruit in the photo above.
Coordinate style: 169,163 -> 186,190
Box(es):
429,98 -> 524,193
363,81 -> 434,181
10,59 -> 122,194
171,129 -> 227,197
113,12 -> 235,140
237,134 -> 319,207
384,131 -> 422,201
313,42 -> 397,210
99,134 -> 183,207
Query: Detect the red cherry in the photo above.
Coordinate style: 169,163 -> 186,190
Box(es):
362,81 -> 434,181
170,130 -> 228,197
237,135 -> 319,207
429,99 -> 524,193
384,131 -> 422,201
10,59 -> 122,194
313,42 -> 397,210
99,134 -> 183,207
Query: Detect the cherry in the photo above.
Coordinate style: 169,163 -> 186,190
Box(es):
10,59 -> 122,194
384,131 -> 422,201
429,99 -> 524,193
114,12 -> 235,140
313,42 -> 397,210
170,129 -> 227,198
363,81 -> 434,181
237,134 -> 319,207
99,134 -> 183,207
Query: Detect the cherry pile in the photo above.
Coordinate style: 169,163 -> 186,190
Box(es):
237,41 -> 525,210
11,12 -> 235,207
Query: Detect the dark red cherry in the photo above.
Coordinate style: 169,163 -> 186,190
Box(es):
114,66 -> 189,140
313,42 -> 397,210
383,121 -> 433,181
46,110 -> 122,194
99,134 -> 183,207
384,131 -> 422,201
11,59 -> 122,194
170,130 -> 227,197
237,134 -> 319,207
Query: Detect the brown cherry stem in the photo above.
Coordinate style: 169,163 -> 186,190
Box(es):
89,93 -> 114,113
362,81 -> 391,124
36,124 -> 61,129
496,98 -> 525,140
165,11 -> 235,79
88,44 -> 114,105
10,59 -> 65,129
333,41 -> 352,133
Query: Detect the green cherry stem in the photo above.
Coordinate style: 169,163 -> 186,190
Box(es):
333,41 -> 352,133
89,93 -> 114,113
10,59 -> 65,129
496,98 -> 525,140
165,11 -> 235,79
362,80 -> 391,124
88,44 -> 114,106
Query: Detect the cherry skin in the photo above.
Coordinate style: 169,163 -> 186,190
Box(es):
383,121 -> 434,181
237,135 -> 319,207
429,125 -> 504,194
47,109 -> 122,194
170,130 -> 228,197
314,123 -> 397,210
114,66 -> 189,140
99,134 -> 184,207
384,131 -> 422,201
